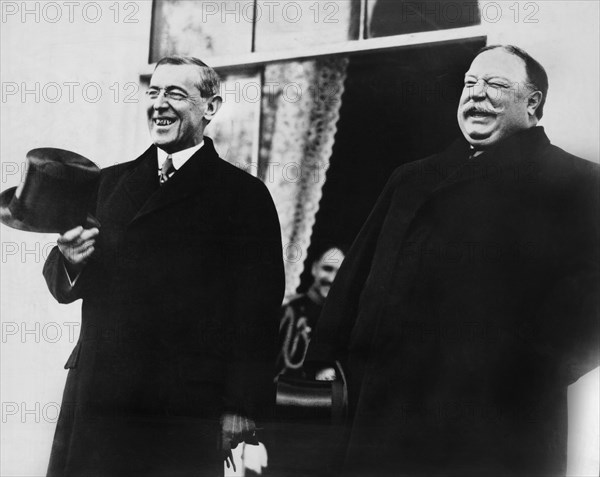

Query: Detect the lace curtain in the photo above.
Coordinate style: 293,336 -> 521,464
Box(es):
259,57 -> 348,298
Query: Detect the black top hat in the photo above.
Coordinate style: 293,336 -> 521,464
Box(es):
0,148 -> 101,233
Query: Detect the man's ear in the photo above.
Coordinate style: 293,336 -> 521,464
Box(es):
204,95 -> 223,121
527,91 -> 543,118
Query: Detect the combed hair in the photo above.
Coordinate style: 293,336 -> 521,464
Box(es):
313,243 -> 348,263
155,56 -> 221,98
478,44 -> 549,119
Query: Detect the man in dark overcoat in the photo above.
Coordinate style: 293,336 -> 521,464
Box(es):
43,56 -> 284,476
307,45 -> 599,476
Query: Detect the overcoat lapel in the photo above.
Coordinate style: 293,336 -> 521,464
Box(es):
429,126 -> 550,198
390,137 -> 471,245
121,146 -> 159,214
131,139 -> 220,224
96,146 -> 158,227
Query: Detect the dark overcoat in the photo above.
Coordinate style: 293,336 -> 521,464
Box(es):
43,138 -> 285,476
308,127 -> 599,476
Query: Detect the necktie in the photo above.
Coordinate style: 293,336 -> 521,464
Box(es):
160,154 -> 174,184
468,147 -> 485,161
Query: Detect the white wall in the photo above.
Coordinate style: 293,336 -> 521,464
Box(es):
1,1 -> 598,476
1,2 -> 153,475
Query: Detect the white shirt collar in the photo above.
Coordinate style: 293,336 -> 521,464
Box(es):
156,141 -> 204,172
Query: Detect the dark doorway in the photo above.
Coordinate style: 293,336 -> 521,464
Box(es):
300,38 -> 486,290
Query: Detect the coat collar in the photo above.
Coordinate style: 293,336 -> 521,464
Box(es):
121,145 -> 159,215
432,126 -> 550,195
474,125 -> 550,168
123,137 -> 221,224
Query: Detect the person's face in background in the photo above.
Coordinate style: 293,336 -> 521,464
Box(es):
310,248 -> 345,302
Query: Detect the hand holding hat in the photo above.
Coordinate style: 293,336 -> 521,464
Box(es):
57,225 -> 100,274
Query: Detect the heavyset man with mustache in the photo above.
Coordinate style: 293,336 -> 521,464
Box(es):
307,45 -> 599,476
43,56 -> 284,476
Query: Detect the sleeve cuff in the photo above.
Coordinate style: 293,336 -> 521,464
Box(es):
63,262 -> 81,287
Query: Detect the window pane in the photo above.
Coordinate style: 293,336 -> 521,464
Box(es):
254,0 -> 360,52
367,0 -> 480,38
150,0 -> 253,62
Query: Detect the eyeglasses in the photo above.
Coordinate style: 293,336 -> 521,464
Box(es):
145,88 -> 191,102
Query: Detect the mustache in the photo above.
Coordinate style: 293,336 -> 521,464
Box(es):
464,104 -> 497,115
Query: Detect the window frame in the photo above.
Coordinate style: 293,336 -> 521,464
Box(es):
142,25 -> 486,78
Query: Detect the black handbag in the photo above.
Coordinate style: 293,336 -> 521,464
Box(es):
275,361 -> 348,424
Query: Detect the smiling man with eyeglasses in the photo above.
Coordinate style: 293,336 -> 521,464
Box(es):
146,59 -> 221,154
43,56 -> 284,476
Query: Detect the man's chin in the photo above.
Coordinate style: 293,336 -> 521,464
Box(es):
463,128 -> 497,148
150,135 -> 175,150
